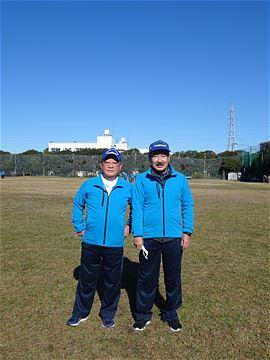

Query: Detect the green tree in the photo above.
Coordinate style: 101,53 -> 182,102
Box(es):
217,150 -> 241,157
20,149 -> 42,155
123,148 -> 140,155
202,150 -> 217,159
219,157 -> 241,178
260,141 -> 270,176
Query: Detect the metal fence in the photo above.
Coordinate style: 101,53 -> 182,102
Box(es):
2,144 -> 268,181
241,143 -> 270,181
0,153 -> 226,178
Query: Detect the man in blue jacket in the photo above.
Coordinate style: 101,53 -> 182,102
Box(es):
67,148 -> 132,328
132,140 -> 194,332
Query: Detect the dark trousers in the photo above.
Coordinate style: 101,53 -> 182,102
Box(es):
72,242 -> 123,321
135,238 -> 183,322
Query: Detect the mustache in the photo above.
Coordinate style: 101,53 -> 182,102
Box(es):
155,162 -> 165,166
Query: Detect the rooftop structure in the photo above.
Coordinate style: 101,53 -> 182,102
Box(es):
48,129 -> 128,152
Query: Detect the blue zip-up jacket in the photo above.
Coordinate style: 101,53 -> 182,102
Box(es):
72,175 -> 132,247
132,166 -> 194,238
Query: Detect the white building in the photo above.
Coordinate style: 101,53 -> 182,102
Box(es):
48,129 -> 128,152
115,137 -> 128,151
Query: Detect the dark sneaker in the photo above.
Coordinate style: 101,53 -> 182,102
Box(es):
102,319 -> 115,328
67,315 -> 88,327
167,319 -> 182,332
133,320 -> 151,331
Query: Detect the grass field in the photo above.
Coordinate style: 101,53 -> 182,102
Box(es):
1,177 -> 269,360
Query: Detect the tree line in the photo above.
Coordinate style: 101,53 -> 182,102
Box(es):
1,143 -> 268,181
0,148 -> 242,158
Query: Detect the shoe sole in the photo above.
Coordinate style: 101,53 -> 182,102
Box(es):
169,327 -> 182,332
67,316 -> 88,327
102,322 -> 115,329
133,320 -> 151,331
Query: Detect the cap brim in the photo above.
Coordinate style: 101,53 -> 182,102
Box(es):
150,148 -> 170,154
102,154 -> 121,162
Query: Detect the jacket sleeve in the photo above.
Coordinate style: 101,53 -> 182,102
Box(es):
72,181 -> 87,233
125,183 -> 132,227
181,177 -> 194,234
131,176 -> 144,237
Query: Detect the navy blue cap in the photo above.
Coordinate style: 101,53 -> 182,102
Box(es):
101,148 -> 122,162
149,140 -> 170,154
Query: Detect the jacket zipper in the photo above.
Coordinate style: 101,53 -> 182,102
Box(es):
162,184 -> 165,237
102,186 -> 120,245
103,192 -> 109,245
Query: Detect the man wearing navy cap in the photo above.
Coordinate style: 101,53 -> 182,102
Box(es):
67,148 -> 132,328
132,140 -> 194,332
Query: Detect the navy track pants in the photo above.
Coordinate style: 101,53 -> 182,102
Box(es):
135,238 -> 183,322
72,242 -> 123,321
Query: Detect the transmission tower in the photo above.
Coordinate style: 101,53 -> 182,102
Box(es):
227,104 -> 237,151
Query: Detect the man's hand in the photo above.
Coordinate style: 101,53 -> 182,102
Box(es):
75,230 -> 85,237
133,236 -> 144,251
181,233 -> 191,250
124,224 -> 130,237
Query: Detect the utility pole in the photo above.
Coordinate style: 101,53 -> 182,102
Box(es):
227,104 -> 237,151
14,153 -> 17,175
42,151 -> 45,176
72,152 -> 75,177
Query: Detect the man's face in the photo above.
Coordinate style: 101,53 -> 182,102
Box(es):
101,156 -> 122,180
150,152 -> 170,173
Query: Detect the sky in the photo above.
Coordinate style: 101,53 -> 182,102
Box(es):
1,0 -> 269,153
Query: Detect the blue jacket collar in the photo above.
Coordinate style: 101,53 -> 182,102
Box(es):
146,164 -> 177,177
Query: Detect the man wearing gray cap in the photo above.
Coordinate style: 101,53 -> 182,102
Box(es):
132,140 -> 194,332
67,148 -> 131,328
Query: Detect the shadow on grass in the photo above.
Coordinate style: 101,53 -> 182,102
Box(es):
73,256 -> 166,320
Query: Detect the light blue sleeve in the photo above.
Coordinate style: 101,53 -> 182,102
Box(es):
131,176 -> 145,237
72,181 -> 87,233
181,177 -> 194,234
126,182 -> 133,227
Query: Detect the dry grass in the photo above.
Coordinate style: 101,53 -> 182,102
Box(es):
1,177 -> 269,359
